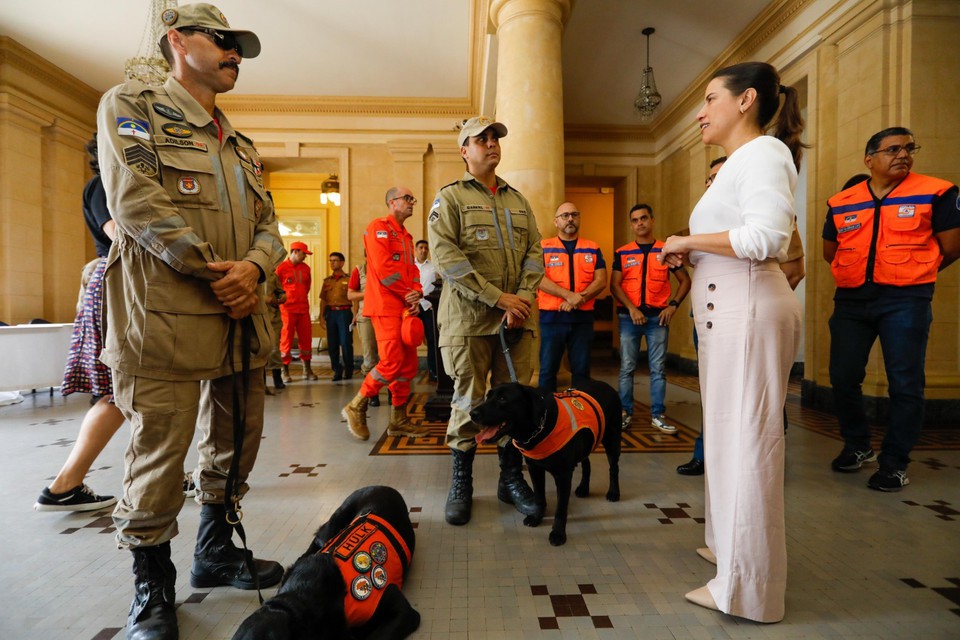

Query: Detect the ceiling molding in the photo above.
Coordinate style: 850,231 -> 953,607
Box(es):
217,94 -> 477,117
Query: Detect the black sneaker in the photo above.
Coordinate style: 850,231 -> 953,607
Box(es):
34,484 -> 117,512
831,448 -> 877,472
867,468 -> 910,492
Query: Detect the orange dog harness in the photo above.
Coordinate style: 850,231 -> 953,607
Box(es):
515,390 -> 605,460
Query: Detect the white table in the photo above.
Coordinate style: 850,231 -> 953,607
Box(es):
0,323 -> 74,392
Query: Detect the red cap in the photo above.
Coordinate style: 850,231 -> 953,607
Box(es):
289,241 -> 312,255
401,314 -> 425,347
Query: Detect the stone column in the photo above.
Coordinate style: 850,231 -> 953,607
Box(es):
489,0 -> 571,235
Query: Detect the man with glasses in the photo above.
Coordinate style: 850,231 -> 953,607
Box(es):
428,116 -> 544,526
536,202 -> 608,391
342,187 -> 430,441
96,4 -> 284,638
823,127 -> 960,491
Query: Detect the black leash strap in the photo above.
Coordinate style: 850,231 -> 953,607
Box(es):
498,320 -> 519,383
225,317 -> 263,603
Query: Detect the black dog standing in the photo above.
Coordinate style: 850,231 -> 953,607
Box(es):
471,378 -> 622,546
232,486 -> 420,640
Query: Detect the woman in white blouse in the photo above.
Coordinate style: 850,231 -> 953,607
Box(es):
659,61 -> 805,623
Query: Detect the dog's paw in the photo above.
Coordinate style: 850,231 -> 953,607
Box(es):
523,514 -> 543,528
574,485 -> 589,498
549,530 -> 567,546
606,490 -> 620,502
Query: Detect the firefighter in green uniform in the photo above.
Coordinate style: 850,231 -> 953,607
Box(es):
97,4 -> 285,638
427,116 -> 545,525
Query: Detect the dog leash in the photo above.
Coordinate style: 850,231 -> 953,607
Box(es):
498,319 -> 519,384
225,316 -> 264,604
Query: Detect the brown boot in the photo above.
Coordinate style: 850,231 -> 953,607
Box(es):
304,361 -> 319,381
281,364 -> 293,383
387,404 -> 429,438
342,392 -> 370,440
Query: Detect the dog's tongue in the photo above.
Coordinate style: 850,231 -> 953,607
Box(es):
475,425 -> 502,445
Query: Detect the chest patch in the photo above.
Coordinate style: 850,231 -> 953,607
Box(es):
897,205 -> 915,218
376,230 -> 388,239
177,176 -> 200,194
838,223 -> 861,234
584,254 -> 595,263
843,214 -> 858,223
154,135 -> 208,152
476,228 -> 490,241
152,102 -> 184,121
625,257 -> 638,268
161,123 -> 193,138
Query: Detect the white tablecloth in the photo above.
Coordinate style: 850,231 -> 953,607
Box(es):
0,323 -> 73,392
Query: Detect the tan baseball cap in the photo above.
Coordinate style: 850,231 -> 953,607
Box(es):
159,3 -> 261,59
458,116 -> 508,147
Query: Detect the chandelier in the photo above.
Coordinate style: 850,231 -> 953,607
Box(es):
124,0 -> 178,86
634,27 -> 662,123
320,174 -> 341,207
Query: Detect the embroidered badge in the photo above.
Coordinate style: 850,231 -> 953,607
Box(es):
161,123 -> 193,138
220,12 -> 229,27
476,228 -> 489,241
254,199 -> 263,218
116,117 -> 150,140
177,176 -> 200,194
370,542 -> 387,564
843,214 -> 858,223
352,551 -> 372,573
428,210 -> 440,223
571,398 -> 584,411
251,159 -> 263,176
122,145 -> 157,176
625,257 -> 638,267
371,565 -> 388,589
897,205 -> 915,218
392,253 -> 400,261
376,230 -> 388,239
351,575 -> 373,601
584,254 -> 595,263
838,223 -> 862,234
548,254 -> 563,264
161,8 -> 178,25
152,103 -> 184,121
154,135 -> 207,152
235,146 -> 250,163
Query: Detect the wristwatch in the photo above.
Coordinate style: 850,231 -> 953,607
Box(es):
668,300 -> 679,308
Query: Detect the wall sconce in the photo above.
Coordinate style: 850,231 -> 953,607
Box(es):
320,174 -> 341,207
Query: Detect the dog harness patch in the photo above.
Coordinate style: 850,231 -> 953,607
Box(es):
320,513 -> 412,628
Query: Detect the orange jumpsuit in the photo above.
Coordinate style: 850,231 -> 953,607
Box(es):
276,259 -> 312,363
360,215 -> 422,406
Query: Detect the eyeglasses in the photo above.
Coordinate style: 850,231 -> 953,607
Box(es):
555,211 -> 580,220
869,144 -> 921,157
179,27 -> 243,56
390,195 -> 417,205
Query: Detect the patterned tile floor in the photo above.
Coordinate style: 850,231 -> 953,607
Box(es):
2,352 -> 959,639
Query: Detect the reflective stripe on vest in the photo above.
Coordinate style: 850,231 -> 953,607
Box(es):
320,513 -> 411,628
516,390 -> 605,460
615,239 -> 671,309
827,173 -> 952,288
537,237 -> 600,311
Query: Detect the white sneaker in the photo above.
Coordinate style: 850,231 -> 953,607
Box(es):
651,415 -> 677,434
621,412 -> 631,430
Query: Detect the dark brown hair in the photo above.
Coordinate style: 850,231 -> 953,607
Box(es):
712,61 -> 807,170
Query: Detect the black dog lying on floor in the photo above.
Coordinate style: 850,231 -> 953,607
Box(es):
471,378 -> 621,546
232,485 -> 419,640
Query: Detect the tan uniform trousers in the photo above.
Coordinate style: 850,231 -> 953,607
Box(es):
441,332 -> 534,451
111,368 -> 266,549
267,309 -> 283,370
357,318 -> 380,375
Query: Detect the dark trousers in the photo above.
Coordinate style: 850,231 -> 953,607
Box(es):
538,321 -> 594,392
421,306 -> 438,378
325,309 -> 354,376
829,296 -> 932,471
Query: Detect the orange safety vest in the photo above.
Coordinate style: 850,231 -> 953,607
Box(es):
363,215 -> 422,317
537,237 -> 600,312
320,513 -> 412,628
515,390 -> 606,460
828,173 -> 953,288
615,240 -> 671,309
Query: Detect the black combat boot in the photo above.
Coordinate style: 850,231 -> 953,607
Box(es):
497,445 -> 542,517
272,368 -> 286,390
190,504 -> 283,589
127,542 -> 178,640
444,448 -> 475,525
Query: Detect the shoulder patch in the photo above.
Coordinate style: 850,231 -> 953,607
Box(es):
152,103 -> 184,121
117,117 -> 150,140
123,144 -> 158,177
376,230 -> 388,239
428,210 -> 440,224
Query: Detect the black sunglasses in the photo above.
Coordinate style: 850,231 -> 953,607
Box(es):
178,27 -> 243,57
